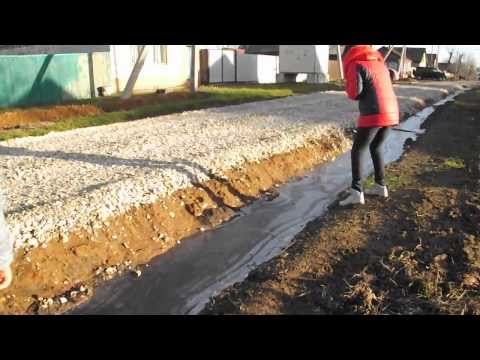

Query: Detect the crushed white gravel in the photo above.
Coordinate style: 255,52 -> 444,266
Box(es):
0,81 -> 472,252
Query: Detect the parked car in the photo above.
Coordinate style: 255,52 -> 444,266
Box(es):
414,67 -> 447,80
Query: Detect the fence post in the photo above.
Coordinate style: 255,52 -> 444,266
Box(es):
221,49 -> 224,83
190,45 -> 198,92
337,45 -> 344,81
88,52 -> 96,98
235,50 -> 238,83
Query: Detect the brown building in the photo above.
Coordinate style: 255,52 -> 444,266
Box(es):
426,53 -> 438,68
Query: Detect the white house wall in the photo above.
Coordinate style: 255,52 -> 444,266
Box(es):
208,50 -> 223,83
222,50 -> 236,82
236,54 -> 257,82
110,45 -> 191,93
279,45 -> 329,81
280,45 -> 315,73
314,45 -> 330,81
256,54 -> 278,83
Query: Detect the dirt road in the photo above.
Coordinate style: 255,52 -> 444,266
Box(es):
202,89 -> 480,315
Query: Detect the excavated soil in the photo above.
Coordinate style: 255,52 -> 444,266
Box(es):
0,133 -> 349,314
202,89 -> 480,315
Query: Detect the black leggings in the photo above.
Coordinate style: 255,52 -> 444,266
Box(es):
351,127 -> 391,192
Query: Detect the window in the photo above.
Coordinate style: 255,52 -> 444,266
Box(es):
153,45 -> 168,65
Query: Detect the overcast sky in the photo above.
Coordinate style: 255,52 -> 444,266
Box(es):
374,45 -> 480,65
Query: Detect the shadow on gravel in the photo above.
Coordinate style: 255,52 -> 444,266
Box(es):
0,146 -> 257,214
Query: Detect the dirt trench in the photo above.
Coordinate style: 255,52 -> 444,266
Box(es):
202,89 -> 480,315
0,89 -> 467,315
0,132 -> 350,314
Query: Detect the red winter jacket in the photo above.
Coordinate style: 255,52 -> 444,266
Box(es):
343,45 -> 399,128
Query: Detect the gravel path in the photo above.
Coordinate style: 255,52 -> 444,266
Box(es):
0,82 -> 472,251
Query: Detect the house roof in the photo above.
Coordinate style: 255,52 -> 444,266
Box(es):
377,47 -> 412,63
405,47 -> 426,63
241,45 -> 279,56
378,47 -> 403,59
377,46 -> 426,64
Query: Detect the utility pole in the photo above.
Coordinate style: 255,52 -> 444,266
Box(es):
430,45 -> 434,67
87,52 -> 96,98
121,45 -> 150,100
456,52 -> 464,78
190,45 -> 198,93
384,45 -> 395,62
336,45 -> 344,80
436,45 -> 440,67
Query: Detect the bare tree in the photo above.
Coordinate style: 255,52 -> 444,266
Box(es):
463,54 -> 477,80
450,50 -> 477,80
446,47 -> 456,64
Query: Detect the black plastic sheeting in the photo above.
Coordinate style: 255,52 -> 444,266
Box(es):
70,93 -> 458,315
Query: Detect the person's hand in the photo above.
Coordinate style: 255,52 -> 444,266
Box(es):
0,266 -> 12,290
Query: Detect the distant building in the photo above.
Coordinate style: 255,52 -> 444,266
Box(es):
328,45 -> 342,81
109,45 -> 191,94
406,47 -> 428,68
241,45 -> 330,83
377,46 -> 427,69
438,62 -> 454,72
438,63 -> 455,79
0,45 -> 194,107
240,45 -> 279,56
426,53 -> 438,68
377,47 -> 414,78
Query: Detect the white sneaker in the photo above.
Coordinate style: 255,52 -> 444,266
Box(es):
339,189 -> 365,206
0,265 -> 12,290
364,183 -> 389,198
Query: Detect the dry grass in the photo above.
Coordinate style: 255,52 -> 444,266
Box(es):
0,105 -> 103,131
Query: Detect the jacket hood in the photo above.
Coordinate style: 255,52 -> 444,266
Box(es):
342,45 -> 384,73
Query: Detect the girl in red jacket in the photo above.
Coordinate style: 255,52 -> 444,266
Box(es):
340,45 -> 399,206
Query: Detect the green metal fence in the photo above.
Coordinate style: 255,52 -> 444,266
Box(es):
0,53 -> 92,108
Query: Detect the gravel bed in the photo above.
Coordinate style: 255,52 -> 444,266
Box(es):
0,82 -> 471,252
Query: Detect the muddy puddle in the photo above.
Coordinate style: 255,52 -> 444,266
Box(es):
69,92 -> 460,315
